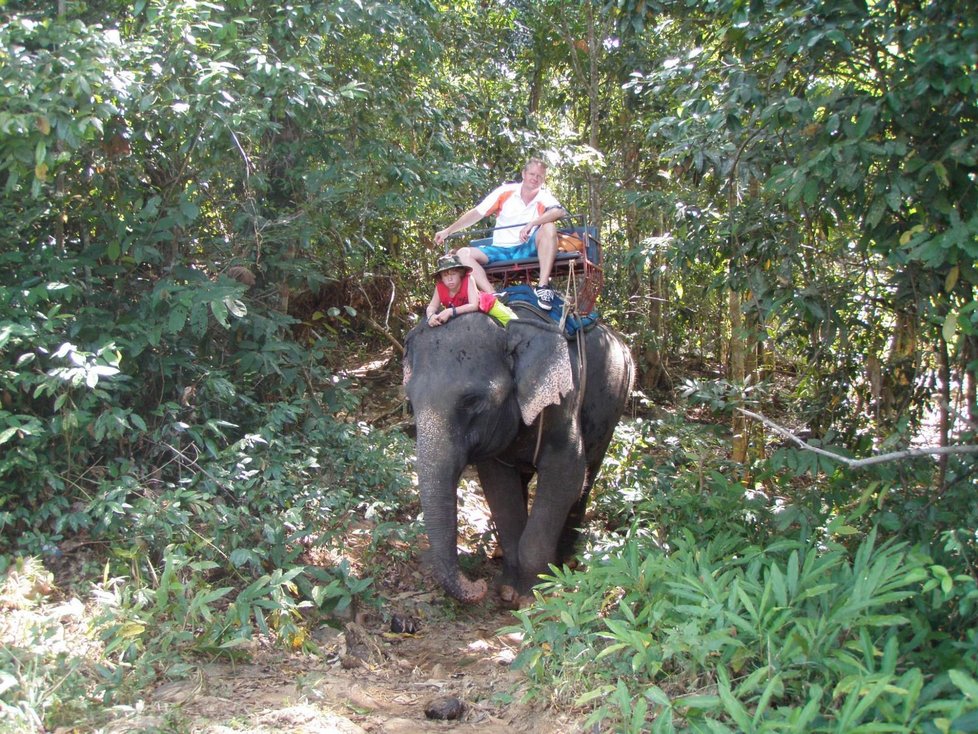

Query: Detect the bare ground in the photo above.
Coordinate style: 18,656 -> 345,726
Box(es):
139,607 -> 576,733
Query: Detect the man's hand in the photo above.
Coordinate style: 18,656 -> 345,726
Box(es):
435,207 -> 483,247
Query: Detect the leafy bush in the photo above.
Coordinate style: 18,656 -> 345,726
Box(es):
512,526 -> 978,732
510,419 -> 978,733
591,413 -> 775,545
0,236 -> 413,683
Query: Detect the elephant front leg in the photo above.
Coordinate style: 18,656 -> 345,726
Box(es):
476,459 -> 529,605
516,449 -> 587,598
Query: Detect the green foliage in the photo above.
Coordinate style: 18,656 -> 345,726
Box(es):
514,523 -> 977,732
592,412 -> 773,543
511,418 -> 978,732
600,0 -> 978,439
0,12 -> 427,730
2,0 -> 976,730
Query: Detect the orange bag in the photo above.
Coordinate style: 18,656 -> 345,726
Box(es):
556,232 -> 584,253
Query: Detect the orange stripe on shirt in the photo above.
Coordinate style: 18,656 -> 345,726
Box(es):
486,189 -> 515,217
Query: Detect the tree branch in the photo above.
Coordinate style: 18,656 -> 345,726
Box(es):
361,314 -> 404,356
738,408 -> 978,468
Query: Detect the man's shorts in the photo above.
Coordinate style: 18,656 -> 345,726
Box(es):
477,230 -> 540,265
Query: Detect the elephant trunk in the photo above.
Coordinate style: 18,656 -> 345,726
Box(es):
415,418 -> 487,604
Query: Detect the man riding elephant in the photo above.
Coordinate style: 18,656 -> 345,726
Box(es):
434,158 -> 568,312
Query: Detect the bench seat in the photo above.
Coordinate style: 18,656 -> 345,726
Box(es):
473,226 -> 603,312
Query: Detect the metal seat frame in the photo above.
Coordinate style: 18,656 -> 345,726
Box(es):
446,215 -> 604,314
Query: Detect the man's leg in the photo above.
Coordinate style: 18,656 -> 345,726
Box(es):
534,222 -> 558,286
455,246 -> 494,293
532,223 -> 558,310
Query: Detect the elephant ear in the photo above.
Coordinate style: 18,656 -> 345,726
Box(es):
507,322 -> 574,425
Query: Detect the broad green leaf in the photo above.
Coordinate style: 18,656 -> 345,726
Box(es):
211,298 -> 230,328
943,311 -> 958,343
167,307 -> 188,334
717,667 -> 753,732
226,297 -> 247,318
950,670 -> 978,701
117,622 -> 146,638
946,265 -> 960,291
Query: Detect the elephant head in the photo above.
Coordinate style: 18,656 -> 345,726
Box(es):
403,315 -> 574,603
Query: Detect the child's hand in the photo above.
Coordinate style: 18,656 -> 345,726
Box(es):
427,310 -> 449,327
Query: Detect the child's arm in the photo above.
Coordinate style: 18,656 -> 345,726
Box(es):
428,278 -> 481,326
425,289 -> 441,321
446,277 -> 482,317
432,301 -> 478,326
429,297 -> 479,325
452,302 -> 480,316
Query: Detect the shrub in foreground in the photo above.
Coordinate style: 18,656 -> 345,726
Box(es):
512,525 -> 978,733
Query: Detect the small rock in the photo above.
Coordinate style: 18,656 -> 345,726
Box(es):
424,695 -> 465,720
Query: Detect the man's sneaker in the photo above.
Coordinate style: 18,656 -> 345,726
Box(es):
534,284 -> 555,311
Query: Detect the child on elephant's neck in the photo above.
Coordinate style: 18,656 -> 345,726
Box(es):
425,254 -> 481,328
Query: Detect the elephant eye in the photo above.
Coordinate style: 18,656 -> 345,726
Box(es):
458,393 -> 488,416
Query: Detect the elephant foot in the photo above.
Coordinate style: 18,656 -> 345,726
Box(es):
498,584 -> 536,610
499,583 -> 519,608
453,575 -> 488,604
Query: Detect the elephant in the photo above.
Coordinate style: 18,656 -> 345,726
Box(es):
402,305 -> 634,604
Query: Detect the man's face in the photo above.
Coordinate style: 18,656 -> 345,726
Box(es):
523,163 -> 546,190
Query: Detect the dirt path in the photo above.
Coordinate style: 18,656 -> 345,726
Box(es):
4,525 -> 585,734
127,605 -> 579,733
105,472 -> 583,733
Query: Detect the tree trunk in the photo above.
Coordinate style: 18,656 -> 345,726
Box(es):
881,308 -> 918,432
729,287 -> 748,464
936,334 -> 950,491
964,335 -> 978,432
586,1 -> 601,228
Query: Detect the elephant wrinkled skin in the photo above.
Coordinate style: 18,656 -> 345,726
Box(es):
403,308 -> 633,604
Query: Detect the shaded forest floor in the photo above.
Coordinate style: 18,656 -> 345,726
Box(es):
4,528 -> 582,734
